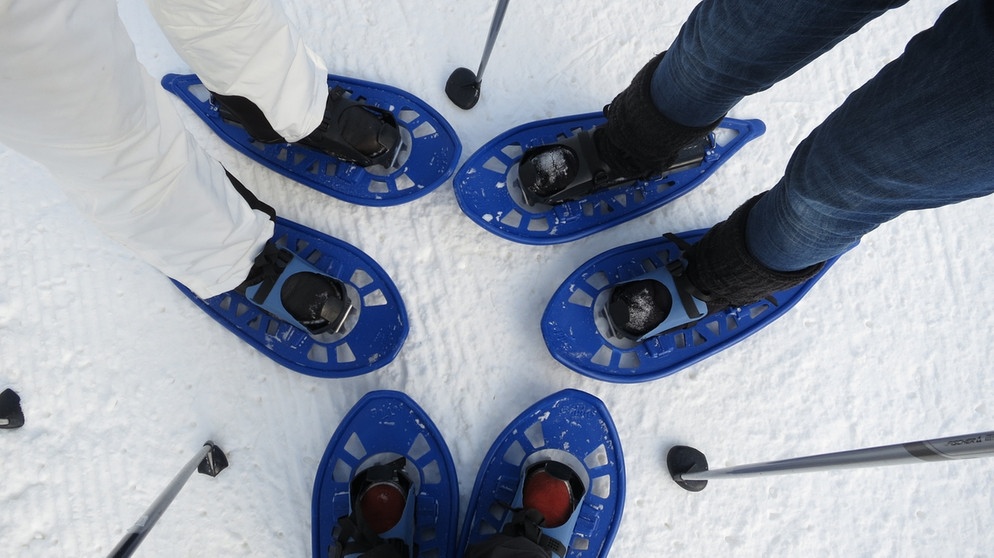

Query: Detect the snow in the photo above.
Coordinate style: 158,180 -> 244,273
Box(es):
2,1 -> 992,556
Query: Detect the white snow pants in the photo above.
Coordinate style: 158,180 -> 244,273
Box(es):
0,0 -> 329,298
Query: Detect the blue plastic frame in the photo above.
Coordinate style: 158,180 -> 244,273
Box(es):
453,113 -> 764,244
174,217 -> 408,378
542,232 -> 843,382
457,389 -> 625,558
162,73 -> 461,206
312,391 -> 458,558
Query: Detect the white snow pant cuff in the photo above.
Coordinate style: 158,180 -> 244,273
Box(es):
147,0 -> 330,142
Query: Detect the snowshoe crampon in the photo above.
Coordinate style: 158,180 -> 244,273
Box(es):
452,113 -> 764,244
162,73 -> 461,206
458,389 -> 625,557
542,231 -> 842,382
174,217 -> 407,378
312,391 -> 458,558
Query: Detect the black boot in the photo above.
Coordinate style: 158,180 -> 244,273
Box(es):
519,52 -> 721,205
684,194 -> 824,309
608,194 -> 825,338
214,87 -> 401,168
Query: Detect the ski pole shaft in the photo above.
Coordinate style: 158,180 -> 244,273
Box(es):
678,431 -> 994,482
108,441 -> 227,558
475,0 -> 509,81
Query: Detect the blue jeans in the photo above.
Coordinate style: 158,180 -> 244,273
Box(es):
651,0 -> 994,271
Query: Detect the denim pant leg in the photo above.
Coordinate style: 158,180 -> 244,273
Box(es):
746,0 -> 994,271
651,0 -> 910,127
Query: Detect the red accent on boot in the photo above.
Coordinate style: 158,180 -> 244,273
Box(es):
359,482 -> 406,534
522,471 -> 573,527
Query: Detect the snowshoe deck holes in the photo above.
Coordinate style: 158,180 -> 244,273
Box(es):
749,303 -> 770,319
369,180 -> 389,194
584,444 -> 609,469
345,432 -> 366,459
618,351 -> 640,369
527,217 -> 549,232
421,460 -> 442,484
412,121 -> 436,139
591,345 -> 613,366
350,269 -> 374,289
692,330 -> 707,346
590,475 -> 611,499
336,342 -> 356,363
585,272 -> 609,290
524,421 -> 545,449
397,109 -> 419,124
500,143 -> 523,159
308,344 -> 329,363
483,156 -> 507,174
189,83 -> 211,103
333,459 -> 353,483
503,440 -> 527,466
395,173 -> 416,191
567,289 -> 594,308
408,433 -> 431,461
363,289 -> 387,307
499,209 -> 522,228
713,127 -> 740,147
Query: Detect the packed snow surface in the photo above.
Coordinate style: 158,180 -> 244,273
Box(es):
2,1 -> 992,556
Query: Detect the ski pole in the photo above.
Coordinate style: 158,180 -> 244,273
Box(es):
667,430 -> 994,492
108,441 -> 229,558
0,388 -> 24,429
445,0 -> 510,110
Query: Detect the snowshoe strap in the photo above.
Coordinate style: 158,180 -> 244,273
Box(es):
519,129 -> 620,206
502,508 -> 568,558
237,244 -> 294,305
328,457 -> 414,558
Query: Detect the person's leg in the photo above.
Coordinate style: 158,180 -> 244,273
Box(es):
0,0 -> 273,298
652,0 -> 911,127
146,0 -> 328,142
744,0 -> 994,272
520,0 -> 911,204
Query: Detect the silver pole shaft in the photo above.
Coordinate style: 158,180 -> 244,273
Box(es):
680,431 -> 994,482
475,0 -> 510,81
108,444 -> 214,558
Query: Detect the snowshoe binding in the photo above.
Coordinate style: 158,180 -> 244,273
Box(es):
452,114 -> 764,244
173,217 -> 408,378
312,391 -> 458,558
541,230 -> 843,382
162,73 -> 461,206
518,128 -> 711,207
235,241 -> 354,336
213,86 -> 402,169
458,389 -> 625,558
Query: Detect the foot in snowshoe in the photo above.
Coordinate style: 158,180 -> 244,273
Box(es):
606,253 -> 710,341
331,457 -> 417,558
297,87 -> 402,168
518,128 -> 628,206
236,241 -> 354,335
213,87 -> 402,168
501,460 -> 588,558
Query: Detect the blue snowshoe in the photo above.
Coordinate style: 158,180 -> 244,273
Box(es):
312,391 -> 458,558
452,113 -> 764,244
173,217 -> 407,378
162,73 -> 461,206
542,231 -> 842,382
458,389 -> 625,558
